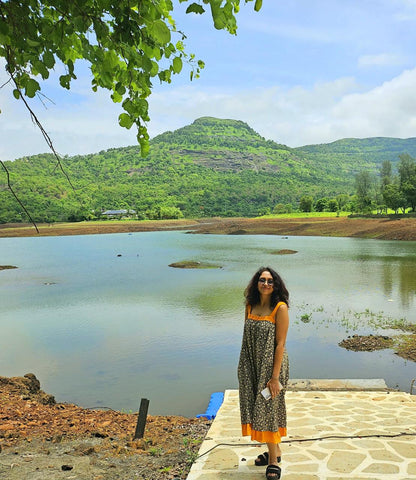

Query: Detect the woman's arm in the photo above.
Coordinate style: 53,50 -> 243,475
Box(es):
267,303 -> 289,398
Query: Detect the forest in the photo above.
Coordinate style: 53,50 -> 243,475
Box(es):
1,117 -> 416,223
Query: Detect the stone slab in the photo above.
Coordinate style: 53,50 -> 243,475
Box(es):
288,378 -> 389,391
187,383 -> 416,480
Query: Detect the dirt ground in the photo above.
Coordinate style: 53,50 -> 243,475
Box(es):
0,215 -> 415,240
0,375 -> 211,480
339,328 -> 416,362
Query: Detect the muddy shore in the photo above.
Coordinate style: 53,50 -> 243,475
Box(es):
0,374 -> 211,480
0,215 -> 415,240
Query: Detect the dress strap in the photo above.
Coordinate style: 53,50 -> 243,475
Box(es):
271,301 -> 286,316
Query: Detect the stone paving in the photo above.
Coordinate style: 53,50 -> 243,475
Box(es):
188,381 -> 416,480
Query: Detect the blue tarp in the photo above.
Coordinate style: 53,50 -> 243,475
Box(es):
196,391 -> 224,420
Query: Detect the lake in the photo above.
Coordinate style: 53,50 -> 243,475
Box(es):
0,231 -> 415,416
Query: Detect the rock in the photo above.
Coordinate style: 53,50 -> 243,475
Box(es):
0,423 -> 15,431
24,373 -> 41,393
61,464 -> 73,471
271,249 -> 298,255
73,443 -> 96,455
168,260 -> 222,269
0,373 -> 56,405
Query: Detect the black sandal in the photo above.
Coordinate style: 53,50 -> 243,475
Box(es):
254,452 -> 281,466
266,464 -> 281,479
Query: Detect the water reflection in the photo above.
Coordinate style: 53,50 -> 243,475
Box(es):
356,252 -> 416,308
396,263 -> 416,308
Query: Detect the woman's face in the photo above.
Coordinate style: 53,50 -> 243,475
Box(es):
257,270 -> 274,296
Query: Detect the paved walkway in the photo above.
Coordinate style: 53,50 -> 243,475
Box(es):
188,380 -> 416,479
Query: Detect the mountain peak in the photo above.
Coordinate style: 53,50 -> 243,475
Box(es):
152,116 -> 266,147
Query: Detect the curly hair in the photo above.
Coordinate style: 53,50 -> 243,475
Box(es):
244,266 -> 289,308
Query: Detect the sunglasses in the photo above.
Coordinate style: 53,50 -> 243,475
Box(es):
258,277 -> 274,285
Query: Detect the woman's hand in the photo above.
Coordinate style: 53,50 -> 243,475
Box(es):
267,377 -> 281,399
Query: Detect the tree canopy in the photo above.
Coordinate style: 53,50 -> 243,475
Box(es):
0,0 -> 261,155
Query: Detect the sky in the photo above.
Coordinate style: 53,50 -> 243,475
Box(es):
1,0 -> 416,161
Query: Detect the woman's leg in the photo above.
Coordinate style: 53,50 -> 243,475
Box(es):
266,442 -> 281,464
266,443 -> 282,478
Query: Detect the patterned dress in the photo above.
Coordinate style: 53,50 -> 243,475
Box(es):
238,302 -> 289,443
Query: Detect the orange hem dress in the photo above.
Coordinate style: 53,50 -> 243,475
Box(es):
237,302 -> 289,444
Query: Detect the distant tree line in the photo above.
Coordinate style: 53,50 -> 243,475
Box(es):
354,154 -> 416,214
295,154 -> 416,215
296,194 -> 353,214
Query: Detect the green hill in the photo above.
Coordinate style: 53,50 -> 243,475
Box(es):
1,117 -> 415,223
295,137 -> 416,177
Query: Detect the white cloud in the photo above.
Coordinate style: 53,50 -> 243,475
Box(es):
149,68 -> 416,147
358,53 -> 405,67
2,62 -> 416,160
331,69 -> 416,138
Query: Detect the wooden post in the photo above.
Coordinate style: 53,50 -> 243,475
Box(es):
134,398 -> 149,439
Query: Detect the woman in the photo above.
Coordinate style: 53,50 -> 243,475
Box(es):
238,267 -> 290,480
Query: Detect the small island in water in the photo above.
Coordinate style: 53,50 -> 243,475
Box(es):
168,260 -> 222,269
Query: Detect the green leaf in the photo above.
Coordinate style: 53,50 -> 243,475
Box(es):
136,98 -> 149,116
59,74 -> 71,89
0,20 -> 9,36
150,60 -> 159,76
172,56 -> 182,74
26,37 -> 41,47
138,131 -> 150,157
158,69 -> 172,83
164,43 -> 176,58
13,89 -> 20,100
32,59 -> 49,79
142,55 -> 153,73
115,83 -> 126,96
111,91 -> 123,103
151,20 -> 171,44
254,0 -> 263,12
186,3 -> 205,14
42,51 -> 55,69
25,78 -> 40,98
118,113 -> 134,129
122,98 -> 135,115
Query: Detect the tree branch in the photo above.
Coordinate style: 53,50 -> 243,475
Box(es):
0,160 -> 39,233
10,74 -> 77,191
2,59 -> 79,231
